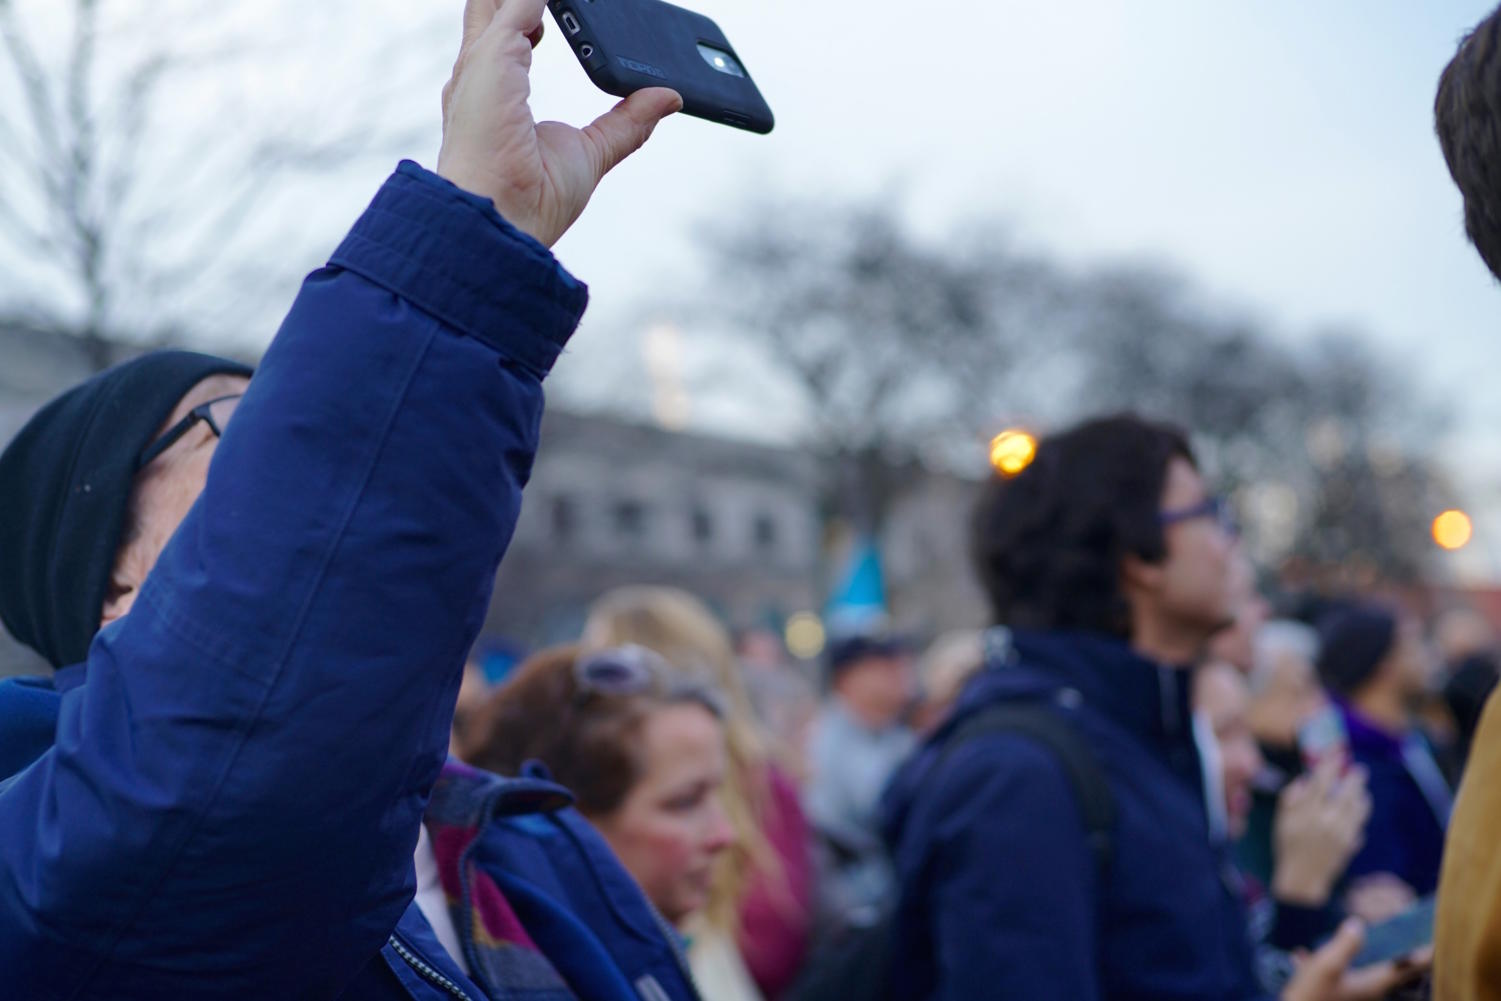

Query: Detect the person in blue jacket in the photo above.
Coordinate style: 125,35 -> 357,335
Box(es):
879,415 -> 1418,1001
0,0 -> 696,997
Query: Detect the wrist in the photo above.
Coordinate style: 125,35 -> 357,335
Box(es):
1272,866 -> 1333,907
435,156 -> 550,248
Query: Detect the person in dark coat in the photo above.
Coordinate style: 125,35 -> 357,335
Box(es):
1316,605 -> 1451,912
0,1 -> 689,997
880,415 -> 1420,1001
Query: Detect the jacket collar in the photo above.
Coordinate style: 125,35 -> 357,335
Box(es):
973,627 -> 1198,749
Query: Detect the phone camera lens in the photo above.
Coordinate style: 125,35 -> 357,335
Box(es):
696,43 -> 745,78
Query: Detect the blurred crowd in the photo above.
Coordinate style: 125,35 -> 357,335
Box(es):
438,416 -> 1499,1000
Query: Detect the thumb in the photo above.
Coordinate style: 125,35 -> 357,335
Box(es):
1311,919 -> 1366,975
583,88 -> 684,180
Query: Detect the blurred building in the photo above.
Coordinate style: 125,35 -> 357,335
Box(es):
482,410 -> 992,650
483,410 -> 823,647
0,328 -> 992,672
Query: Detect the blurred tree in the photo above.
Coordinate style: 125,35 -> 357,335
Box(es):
1060,269 -> 1452,582
692,194 -> 1059,537
687,196 -> 1452,594
0,0 -> 430,371
1289,334 -> 1457,586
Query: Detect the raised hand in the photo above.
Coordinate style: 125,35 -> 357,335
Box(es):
1272,756 -> 1372,908
436,0 -> 683,247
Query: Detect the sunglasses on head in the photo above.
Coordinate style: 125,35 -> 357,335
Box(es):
573,644 -> 726,717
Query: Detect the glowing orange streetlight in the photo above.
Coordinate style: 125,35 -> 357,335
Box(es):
1433,510 -> 1474,551
989,429 -> 1037,477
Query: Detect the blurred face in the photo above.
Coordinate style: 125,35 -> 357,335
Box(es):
835,654 -> 916,729
1247,648 -> 1328,749
1386,616 -> 1438,701
1125,458 -> 1237,652
1196,662 -> 1263,839
101,373 -> 252,627
1208,551 -> 1269,674
591,703 -> 733,925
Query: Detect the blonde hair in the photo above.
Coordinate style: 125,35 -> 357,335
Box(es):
583,586 -> 780,936
918,630 -> 985,709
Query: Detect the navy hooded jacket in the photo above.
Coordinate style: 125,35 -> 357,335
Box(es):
881,629 -> 1268,1001
0,164 -> 696,1001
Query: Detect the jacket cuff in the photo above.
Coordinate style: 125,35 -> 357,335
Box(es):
1269,899 -> 1337,952
329,161 -> 589,378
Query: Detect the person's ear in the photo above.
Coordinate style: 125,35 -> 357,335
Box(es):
1120,553 -> 1165,598
100,548 -> 144,627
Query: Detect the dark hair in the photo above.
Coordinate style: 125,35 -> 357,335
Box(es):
1445,651 -> 1500,757
1437,7 -> 1501,282
970,414 -> 1193,637
1316,604 -> 1399,698
459,644 -> 721,817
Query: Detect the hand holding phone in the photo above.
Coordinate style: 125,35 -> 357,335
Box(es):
547,0 -> 774,133
437,0 -> 683,247
1350,895 -> 1436,968
1298,705 -> 1350,773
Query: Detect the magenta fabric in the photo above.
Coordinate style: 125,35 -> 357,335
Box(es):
737,766 -> 816,999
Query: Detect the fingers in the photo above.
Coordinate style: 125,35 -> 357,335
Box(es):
1398,944 -> 1435,971
1309,753 -> 1341,795
496,0 -> 549,38
1281,774 -> 1311,809
461,0 -> 502,49
583,87 -> 684,180
464,0 -> 545,55
1313,918 -> 1367,974
1340,948 -> 1431,1001
1339,960 -> 1403,1001
1328,768 -> 1372,839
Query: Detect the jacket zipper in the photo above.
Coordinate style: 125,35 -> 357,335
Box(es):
389,933 -> 476,1001
644,895 -> 701,998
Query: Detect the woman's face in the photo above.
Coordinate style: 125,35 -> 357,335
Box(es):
1197,662 -> 1264,840
591,703 -> 734,925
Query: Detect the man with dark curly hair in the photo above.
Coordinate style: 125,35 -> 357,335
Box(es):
1434,7 -> 1501,999
881,415 -> 1415,1001
1437,7 -> 1501,284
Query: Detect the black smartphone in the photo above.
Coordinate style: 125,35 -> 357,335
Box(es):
1351,896 -> 1436,968
547,0 -> 774,134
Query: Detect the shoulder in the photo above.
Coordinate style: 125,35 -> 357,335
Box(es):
925,725 -> 1095,837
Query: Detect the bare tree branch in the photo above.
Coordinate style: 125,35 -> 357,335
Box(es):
0,0 -> 430,368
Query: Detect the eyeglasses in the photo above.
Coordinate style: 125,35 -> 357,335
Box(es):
574,644 -> 726,717
136,394 -> 242,471
1158,495 -> 1238,537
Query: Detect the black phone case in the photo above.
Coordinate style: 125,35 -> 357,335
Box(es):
547,0 -> 774,134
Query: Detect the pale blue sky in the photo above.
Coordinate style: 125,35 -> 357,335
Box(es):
522,0 -> 1501,579
9,1 -> 1501,575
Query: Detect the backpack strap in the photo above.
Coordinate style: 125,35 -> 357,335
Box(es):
935,700 -> 1115,876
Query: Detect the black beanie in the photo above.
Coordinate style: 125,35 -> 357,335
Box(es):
1316,605 -> 1398,698
0,350 -> 253,669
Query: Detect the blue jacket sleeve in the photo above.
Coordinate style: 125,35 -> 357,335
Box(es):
0,163 -> 587,998
926,736 -> 1102,1001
